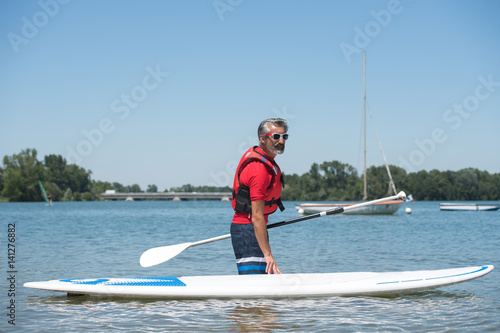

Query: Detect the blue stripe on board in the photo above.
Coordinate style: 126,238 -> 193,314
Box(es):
60,279 -> 109,285
401,279 -> 424,283
377,266 -> 488,285
425,266 -> 488,280
60,277 -> 186,287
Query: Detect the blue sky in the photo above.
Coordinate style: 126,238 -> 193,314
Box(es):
1,0 -> 499,191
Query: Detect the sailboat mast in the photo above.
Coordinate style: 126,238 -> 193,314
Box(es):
363,51 -> 367,202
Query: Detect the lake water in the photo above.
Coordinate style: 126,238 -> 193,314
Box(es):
1,200 -> 499,332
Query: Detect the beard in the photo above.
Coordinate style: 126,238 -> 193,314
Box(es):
269,143 -> 285,155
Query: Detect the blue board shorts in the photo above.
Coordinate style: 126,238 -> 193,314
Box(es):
230,223 -> 267,275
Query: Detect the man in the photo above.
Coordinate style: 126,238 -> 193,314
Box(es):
230,118 -> 288,275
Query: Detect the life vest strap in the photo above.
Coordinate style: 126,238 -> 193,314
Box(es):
265,197 -> 285,212
232,185 -> 285,215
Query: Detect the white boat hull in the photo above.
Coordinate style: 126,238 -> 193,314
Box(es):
440,203 -> 500,211
296,200 -> 403,215
24,265 -> 493,299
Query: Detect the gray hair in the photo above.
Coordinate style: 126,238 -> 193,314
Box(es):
258,118 -> 288,137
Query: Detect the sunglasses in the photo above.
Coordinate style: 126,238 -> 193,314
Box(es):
266,133 -> 289,141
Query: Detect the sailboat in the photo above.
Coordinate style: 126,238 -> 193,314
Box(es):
296,52 -> 403,215
38,181 -> 53,206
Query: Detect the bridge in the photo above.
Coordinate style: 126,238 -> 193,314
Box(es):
100,192 -> 232,201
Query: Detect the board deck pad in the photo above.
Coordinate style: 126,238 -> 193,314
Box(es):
24,265 -> 494,299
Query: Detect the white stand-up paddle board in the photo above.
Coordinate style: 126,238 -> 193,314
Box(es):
24,265 -> 493,299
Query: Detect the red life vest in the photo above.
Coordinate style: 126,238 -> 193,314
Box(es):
231,146 -> 285,215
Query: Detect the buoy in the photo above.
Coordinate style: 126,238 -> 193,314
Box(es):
405,207 -> 412,214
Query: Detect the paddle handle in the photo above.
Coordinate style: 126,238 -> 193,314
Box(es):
343,191 -> 406,212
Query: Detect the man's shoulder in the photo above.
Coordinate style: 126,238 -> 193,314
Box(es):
240,161 -> 274,183
241,160 -> 270,173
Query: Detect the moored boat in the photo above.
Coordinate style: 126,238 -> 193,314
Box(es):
295,52 -> 403,216
440,203 -> 499,211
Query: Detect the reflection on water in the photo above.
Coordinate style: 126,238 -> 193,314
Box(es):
227,301 -> 285,332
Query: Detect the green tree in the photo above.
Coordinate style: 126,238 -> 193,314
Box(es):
366,165 -> 389,199
477,171 -> 500,200
1,168 -> 24,201
281,173 -> 301,200
300,164 -> 322,200
170,184 -> 194,192
129,184 -> 142,192
91,180 -> 114,199
73,191 -> 82,201
44,154 -> 67,186
147,184 -> 158,193
1,149 -> 44,201
62,188 -> 73,201
491,173 -> 500,200
82,192 -> 93,201
62,164 -> 92,194
0,166 -> 4,194
454,168 -> 479,200
318,161 -> 360,200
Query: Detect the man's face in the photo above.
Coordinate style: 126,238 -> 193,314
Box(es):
261,125 -> 286,156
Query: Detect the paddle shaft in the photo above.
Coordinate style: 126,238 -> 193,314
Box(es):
140,191 -> 406,267
186,191 -> 405,247
189,207 -> 343,247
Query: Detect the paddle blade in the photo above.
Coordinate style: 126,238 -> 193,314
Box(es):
140,242 -> 192,267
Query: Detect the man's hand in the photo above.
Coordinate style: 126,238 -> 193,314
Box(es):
264,253 -> 282,274
252,201 -> 282,274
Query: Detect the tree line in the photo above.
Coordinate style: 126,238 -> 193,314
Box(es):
1,148 -> 499,202
281,161 -> 500,201
1,149 -> 96,202
0,149 -> 231,202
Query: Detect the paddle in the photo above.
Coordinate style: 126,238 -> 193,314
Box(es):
140,191 -> 406,267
